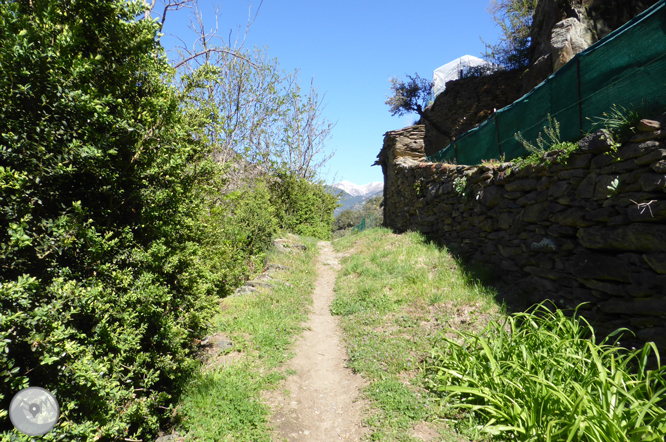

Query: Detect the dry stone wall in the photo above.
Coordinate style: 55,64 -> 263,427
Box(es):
377,121 -> 666,349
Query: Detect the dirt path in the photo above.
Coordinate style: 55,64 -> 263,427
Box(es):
265,241 -> 367,441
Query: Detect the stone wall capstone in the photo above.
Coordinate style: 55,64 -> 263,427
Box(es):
377,119 -> 666,349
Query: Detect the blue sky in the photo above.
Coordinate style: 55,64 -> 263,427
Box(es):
158,1 -> 501,185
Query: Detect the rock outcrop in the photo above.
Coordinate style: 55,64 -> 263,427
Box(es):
421,70 -> 524,157
523,0 -> 658,93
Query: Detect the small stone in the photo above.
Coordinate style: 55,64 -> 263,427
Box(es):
584,207 -> 618,222
505,191 -> 524,199
479,185 -> 504,207
598,297 -> 666,315
591,153 -> 614,169
529,238 -> 557,251
568,254 -> 631,282
636,328 -> 666,348
651,159 -> 666,173
562,154 -> 592,169
643,253 -> 666,274
578,129 -> 615,154
516,191 -> 540,206
599,159 -> 639,175
630,129 -> 665,143
559,169 -> 586,179
549,180 -> 571,198
635,148 -> 666,166
521,202 -> 549,222
638,173 -> 666,192
578,279 -> 625,296
616,141 -> 661,161
577,224 -> 666,252
505,178 -> 538,192
523,266 -> 564,279
549,208 -> 595,227
576,174 -> 597,199
637,119 -> 661,132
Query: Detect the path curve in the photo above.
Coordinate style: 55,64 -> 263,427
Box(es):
265,241 -> 367,441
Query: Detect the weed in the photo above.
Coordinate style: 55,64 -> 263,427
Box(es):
512,114 -> 578,170
480,155 -> 505,168
515,114 -> 563,154
426,301 -> 666,441
414,180 -> 424,197
607,177 -> 621,197
453,176 -> 468,196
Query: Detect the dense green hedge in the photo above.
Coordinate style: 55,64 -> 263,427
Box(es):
269,173 -> 337,241
0,1 -> 336,440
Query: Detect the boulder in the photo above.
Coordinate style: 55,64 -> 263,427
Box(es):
551,18 -> 595,72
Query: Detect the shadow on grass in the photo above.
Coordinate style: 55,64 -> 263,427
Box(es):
416,232 -> 531,316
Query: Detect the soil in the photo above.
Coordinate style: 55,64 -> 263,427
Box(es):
264,241 -> 368,441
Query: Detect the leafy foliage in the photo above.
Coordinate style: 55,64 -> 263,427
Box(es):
483,0 -> 538,70
386,73 -> 452,138
269,174 -> 337,240
512,115 -> 579,169
0,1 -> 229,439
0,1 -> 336,440
426,302 -> 666,441
331,195 -> 383,237
385,74 -> 433,120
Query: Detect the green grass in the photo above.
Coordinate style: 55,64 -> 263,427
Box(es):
332,227 -> 503,441
172,235 -> 319,441
426,302 -> 666,442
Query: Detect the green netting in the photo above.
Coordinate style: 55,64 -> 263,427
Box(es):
427,0 -> 666,165
351,215 -> 380,233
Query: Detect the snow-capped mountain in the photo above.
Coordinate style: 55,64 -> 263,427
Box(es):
328,181 -> 384,216
331,181 -> 383,197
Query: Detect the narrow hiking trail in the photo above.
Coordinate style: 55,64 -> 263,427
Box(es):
264,241 -> 367,441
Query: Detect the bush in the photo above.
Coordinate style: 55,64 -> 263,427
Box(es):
0,2 -> 336,440
0,1 -> 224,439
268,174 -> 337,240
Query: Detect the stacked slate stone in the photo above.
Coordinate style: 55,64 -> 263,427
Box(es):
378,117 -> 666,350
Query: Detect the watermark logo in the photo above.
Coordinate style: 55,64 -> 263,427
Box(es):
9,387 -> 59,436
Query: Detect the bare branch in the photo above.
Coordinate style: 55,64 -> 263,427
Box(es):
173,48 -> 258,70
160,0 -> 192,29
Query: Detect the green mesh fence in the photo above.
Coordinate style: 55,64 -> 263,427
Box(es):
351,215 -> 380,233
427,0 -> 666,165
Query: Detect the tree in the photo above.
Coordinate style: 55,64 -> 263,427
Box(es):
483,0 -> 539,70
334,209 -> 362,231
170,4 -> 335,182
385,73 -> 453,139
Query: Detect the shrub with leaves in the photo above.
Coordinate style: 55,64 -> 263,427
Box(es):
269,174 -> 337,241
426,302 -> 666,441
0,1 -> 227,439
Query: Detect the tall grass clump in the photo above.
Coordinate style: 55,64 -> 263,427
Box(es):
426,302 -> 666,441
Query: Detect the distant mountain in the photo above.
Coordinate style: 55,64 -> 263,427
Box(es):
327,181 -> 383,216
332,181 -> 383,197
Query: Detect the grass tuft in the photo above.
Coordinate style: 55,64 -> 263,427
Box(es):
426,301 -> 666,441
